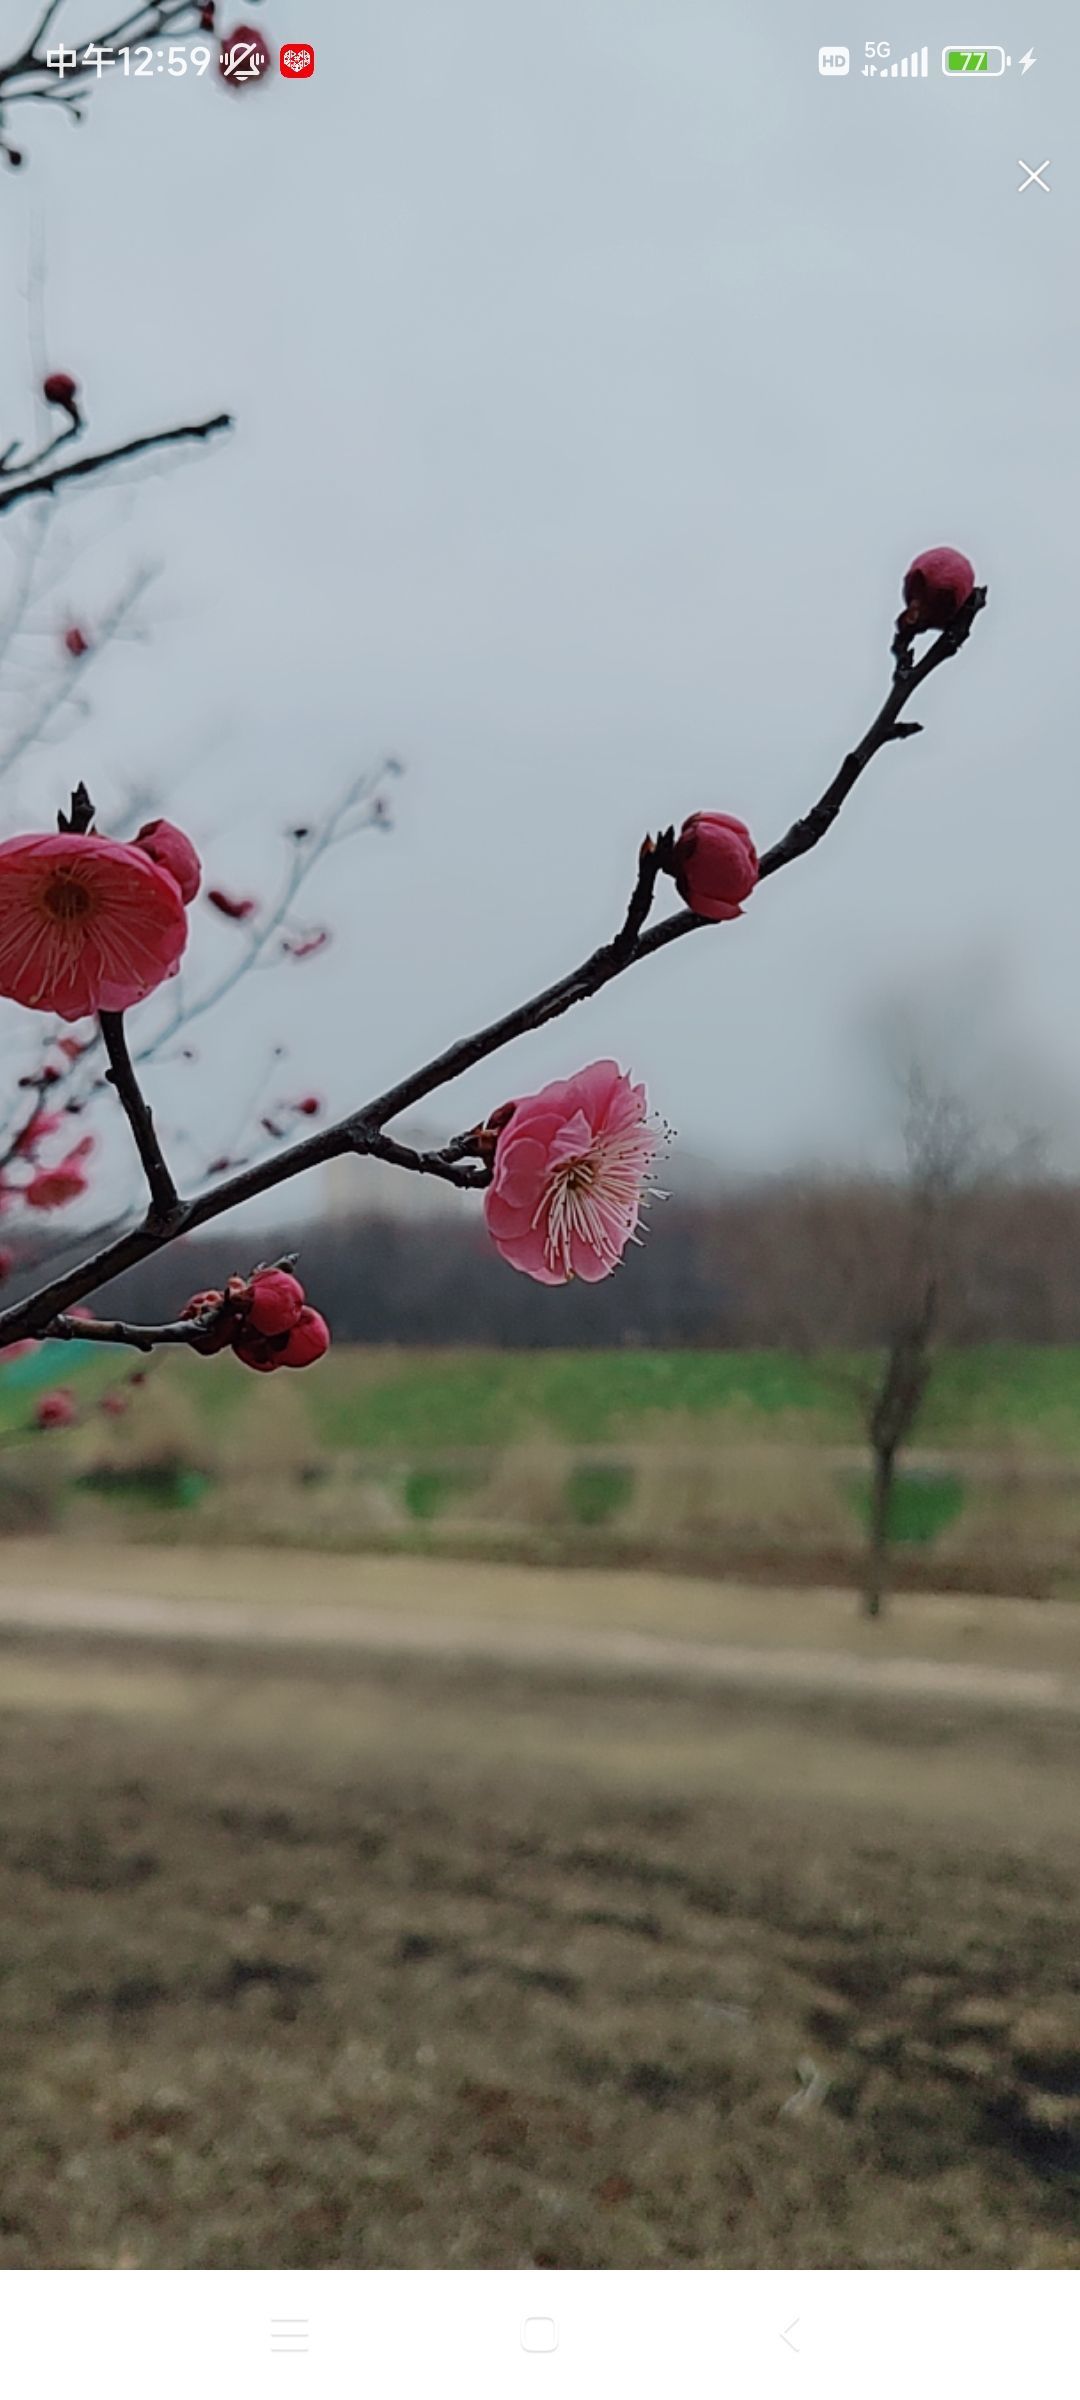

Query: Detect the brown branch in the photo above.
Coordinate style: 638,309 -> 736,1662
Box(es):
756,585 -> 985,879
613,827 -> 675,954
0,417 -> 79,483
363,1132 -> 493,1190
0,413 -> 232,516
99,1010 -> 180,1224
43,1308 -> 215,1350
0,591 -> 988,1347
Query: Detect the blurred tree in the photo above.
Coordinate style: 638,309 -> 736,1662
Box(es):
859,1066 -> 978,1617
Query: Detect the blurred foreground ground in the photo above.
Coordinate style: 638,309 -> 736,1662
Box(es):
0,1544 -> 1078,2268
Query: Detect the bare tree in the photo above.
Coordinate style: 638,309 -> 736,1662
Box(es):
860,1067 -> 980,1616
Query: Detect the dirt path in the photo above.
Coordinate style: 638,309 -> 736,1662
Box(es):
4,1577 -> 1080,1718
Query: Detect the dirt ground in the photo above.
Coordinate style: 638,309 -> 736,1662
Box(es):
0,1546 -> 1078,2269
9,1536 -> 1080,1669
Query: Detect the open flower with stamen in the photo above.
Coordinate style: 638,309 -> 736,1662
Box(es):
483,1060 -> 655,1285
0,832 -> 188,1020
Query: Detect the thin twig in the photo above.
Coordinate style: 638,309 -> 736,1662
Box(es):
363,1131 -> 493,1190
43,1309 -> 214,1350
0,414 -> 232,517
0,416 -> 78,483
99,1010 -> 179,1223
0,0 -> 201,113
0,594 -> 987,1345
613,828 -> 675,955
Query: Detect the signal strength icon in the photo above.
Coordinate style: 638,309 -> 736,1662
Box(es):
875,45 -> 929,78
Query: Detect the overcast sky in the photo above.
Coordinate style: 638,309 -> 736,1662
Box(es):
0,1 -> 1075,1225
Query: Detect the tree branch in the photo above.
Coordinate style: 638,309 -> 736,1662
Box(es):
0,413 -> 232,516
0,0 -> 201,116
0,416 -> 78,483
43,1308 -> 214,1350
0,592 -> 988,1346
99,1010 -> 179,1223
363,1131 -> 493,1190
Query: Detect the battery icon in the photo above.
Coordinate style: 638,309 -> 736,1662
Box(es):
942,46 -> 1009,74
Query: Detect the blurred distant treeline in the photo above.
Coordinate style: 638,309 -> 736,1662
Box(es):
11,1177 -> 1080,1349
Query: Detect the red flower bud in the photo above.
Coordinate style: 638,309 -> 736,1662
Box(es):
25,1139 -> 93,1210
35,1388 -> 76,1430
43,372 -> 78,410
296,1095 -> 321,1116
245,1267 -> 305,1338
217,23 -> 270,84
232,1301 -> 330,1373
62,626 -> 90,658
900,547 -> 975,633
181,1288 -> 232,1353
136,818 -> 202,906
100,1390 -> 128,1418
279,1306 -> 330,1369
207,887 -> 256,921
231,1327 -> 279,1372
672,813 -> 759,923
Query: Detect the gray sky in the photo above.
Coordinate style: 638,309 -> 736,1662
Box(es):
0,1 -> 1076,1225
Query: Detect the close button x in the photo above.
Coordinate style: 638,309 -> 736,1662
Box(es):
1018,158 -> 1050,192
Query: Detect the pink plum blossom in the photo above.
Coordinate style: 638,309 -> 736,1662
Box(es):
483,1059 -> 654,1286
0,832 -> 188,1019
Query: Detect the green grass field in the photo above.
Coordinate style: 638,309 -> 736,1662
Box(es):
10,1340 -> 1080,1456
15,1341 -> 1078,1454
8,1344 -> 1080,1593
